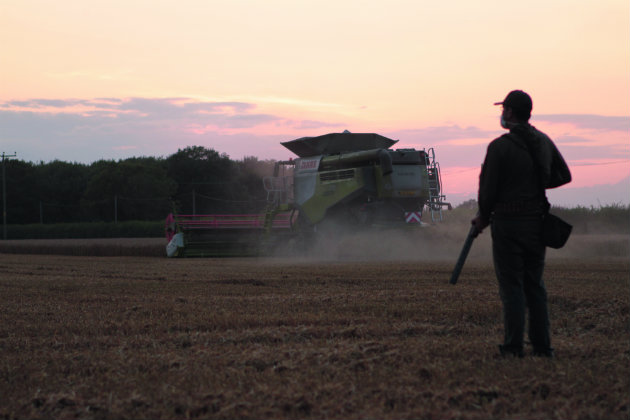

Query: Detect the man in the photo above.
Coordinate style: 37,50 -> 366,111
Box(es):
471,90 -> 571,358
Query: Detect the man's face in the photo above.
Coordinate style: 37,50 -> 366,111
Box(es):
500,106 -> 512,129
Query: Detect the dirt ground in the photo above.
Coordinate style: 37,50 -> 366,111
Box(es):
0,236 -> 628,419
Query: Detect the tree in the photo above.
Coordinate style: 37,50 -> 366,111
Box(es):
3,160 -> 40,224
36,160 -> 89,223
82,158 -> 176,221
166,146 -> 236,214
233,156 -> 278,213
457,199 -> 478,210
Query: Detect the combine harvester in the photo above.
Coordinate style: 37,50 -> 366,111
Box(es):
165,131 -> 451,257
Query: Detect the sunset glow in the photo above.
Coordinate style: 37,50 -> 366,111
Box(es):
1,0 -> 628,206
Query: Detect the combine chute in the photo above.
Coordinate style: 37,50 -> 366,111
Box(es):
165,131 -> 451,257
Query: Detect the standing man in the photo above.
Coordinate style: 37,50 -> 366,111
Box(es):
471,90 -> 571,358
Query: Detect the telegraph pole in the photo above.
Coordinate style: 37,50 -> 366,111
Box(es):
2,152 -> 17,240
192,189 -> 196,215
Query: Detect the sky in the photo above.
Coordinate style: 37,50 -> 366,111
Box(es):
1,0 -> 629,207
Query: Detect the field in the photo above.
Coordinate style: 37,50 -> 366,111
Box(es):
0,230 -> 628,419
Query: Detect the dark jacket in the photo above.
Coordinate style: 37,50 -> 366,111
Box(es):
478,123 -> 571,223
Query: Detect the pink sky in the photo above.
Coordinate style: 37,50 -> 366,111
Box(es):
1,1 -> 628,207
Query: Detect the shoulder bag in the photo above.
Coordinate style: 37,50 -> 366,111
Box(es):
511,133 -> 572,249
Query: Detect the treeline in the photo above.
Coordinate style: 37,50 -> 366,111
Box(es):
451,199 -> 630,234
2,146 -> 277,225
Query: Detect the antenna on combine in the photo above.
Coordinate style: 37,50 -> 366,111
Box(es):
2,152 -> 17,240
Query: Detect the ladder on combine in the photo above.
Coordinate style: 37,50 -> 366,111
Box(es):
424,148 -> 448,223
263,175 -> 293,207
263,159 -> 295,207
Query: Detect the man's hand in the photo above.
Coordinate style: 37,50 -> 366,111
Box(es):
471,215 -> 489,235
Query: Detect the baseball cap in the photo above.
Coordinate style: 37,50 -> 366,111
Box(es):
494,90 -> 532,115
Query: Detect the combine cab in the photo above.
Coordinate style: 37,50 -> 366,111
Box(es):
166,131 -> 451,257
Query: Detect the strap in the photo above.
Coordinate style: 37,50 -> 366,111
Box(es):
507,132 -> 551,213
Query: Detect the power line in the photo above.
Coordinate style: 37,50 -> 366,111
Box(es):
569,160 -> 629,167
117,195 -> 173,202
193,191 -> 266,203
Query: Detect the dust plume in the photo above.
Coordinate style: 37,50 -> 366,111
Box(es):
271,216 -> 628,263
273,218 -> 494,263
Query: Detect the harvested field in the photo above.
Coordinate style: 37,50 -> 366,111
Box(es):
0,237 -> 166,257
0,236 -> 628,419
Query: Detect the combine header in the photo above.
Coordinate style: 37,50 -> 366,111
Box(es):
166,131 -> 451,257
165,212 -> 297,257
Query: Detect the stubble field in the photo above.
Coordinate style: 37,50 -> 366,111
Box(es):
0,231 -> 628,419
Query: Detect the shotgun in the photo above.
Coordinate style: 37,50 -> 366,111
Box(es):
449,224 -> 479,285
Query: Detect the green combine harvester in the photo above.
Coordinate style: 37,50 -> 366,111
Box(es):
165,131 -> 451,257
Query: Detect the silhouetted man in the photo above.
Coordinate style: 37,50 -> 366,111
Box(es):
471,90 -> 571,358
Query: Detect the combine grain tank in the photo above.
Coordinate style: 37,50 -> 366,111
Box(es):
166,131 -> 451,257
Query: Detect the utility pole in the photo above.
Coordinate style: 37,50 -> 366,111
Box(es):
192,189 -> 196,215
2,152 -> 17,240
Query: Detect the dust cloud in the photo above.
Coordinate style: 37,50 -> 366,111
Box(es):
271,218 -> 629,263
272,218 -> 494,263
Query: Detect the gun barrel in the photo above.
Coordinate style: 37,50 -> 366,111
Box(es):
449,225 -> 479,285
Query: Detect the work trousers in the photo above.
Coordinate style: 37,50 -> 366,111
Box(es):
491,216 -> 551,353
